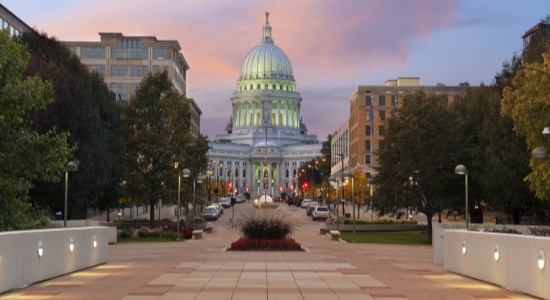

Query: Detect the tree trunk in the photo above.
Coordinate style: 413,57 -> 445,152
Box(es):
149,199 -> 155,226
426,212 -> 434,244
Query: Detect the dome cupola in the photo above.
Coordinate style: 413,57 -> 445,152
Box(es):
239,12 -> 294,81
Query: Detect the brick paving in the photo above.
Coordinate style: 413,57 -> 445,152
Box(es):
1,204 -> 535,299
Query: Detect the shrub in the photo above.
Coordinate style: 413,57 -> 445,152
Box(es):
230,237 -> 302,251
341,218 -> 418,225
529,226 -> 550,236
239,207 -> 297,240
114,217 -> 149,223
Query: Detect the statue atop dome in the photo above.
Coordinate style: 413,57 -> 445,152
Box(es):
265,11 -> 270,24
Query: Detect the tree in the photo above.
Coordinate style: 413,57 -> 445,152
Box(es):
21,31 -> 124,219
375,91 -> 460,242
123,71 -> 202,226
502,53 -> 550,200
0,30 -> 73,230
452,87 -> 536,224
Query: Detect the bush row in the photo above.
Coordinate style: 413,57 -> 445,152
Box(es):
230,237 -> 302,251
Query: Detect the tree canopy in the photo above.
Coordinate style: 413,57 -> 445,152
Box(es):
502,53 -> 550,200
375,91 -> 460,242
0,30 -> 73,230
20,31 -> 124,219
123,71 -> 207,225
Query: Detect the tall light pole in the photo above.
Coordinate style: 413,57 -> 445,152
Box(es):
343,170 -> 356,242
64,161 -> 78,227
329,176 -> 340,231
455,164 -> 468,229
175,162 -> 190,240
532,127 -> 550,159
193,175 -> 204,228
336,153 -> 345,216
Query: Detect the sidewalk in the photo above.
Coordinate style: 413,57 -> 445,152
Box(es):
1,205 -> 534,299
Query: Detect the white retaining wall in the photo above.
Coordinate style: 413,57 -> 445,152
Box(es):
0,227 -> 109,293
444,229 -> 550,299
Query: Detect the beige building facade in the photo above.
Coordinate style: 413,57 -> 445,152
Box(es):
0,3 -> 34,37
336,77 -> 468,177
64,33 -> 201,136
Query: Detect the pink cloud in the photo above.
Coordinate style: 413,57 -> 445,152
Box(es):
5,0 -> 459,139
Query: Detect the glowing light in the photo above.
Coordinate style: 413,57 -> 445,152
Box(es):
493,244 -> 499,261
538,250 -> 545,270
93,235 -> 97,248
69,238 -> 75,252
462,240 -> 467,255
38,240 -> 44,257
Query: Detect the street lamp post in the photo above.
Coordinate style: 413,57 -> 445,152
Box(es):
175,162 -> 191,240
532,127 -> 550,159
329,177 -> 340,231
193,175 -> 204,228
336,153 -> 345,217
343,170 -> 356,242
455,164 -> 469,229
64,161 -> 78,227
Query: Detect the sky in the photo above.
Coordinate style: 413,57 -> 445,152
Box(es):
3,0 -> 549,141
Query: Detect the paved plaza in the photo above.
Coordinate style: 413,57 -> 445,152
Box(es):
1,204 -> 534,300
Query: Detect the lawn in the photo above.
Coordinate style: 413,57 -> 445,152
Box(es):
340,231 -> 431,245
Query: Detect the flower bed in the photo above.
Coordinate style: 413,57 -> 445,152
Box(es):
120,225 -> 193,239
230,237 -> 302,251
227,207 -> 303,251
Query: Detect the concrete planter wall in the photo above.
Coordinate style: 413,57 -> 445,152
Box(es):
444,230 -> 550,299
0,227 -> 109,294
326,223 -> 427,232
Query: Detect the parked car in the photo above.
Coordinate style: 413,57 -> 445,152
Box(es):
214,203 -> 223,215
287,197 -> 300,206
219,197 -> 232,208
312,206 -> 330,220
202,206 -> 218,221
300,199 -> 312,208
306,202 -> 320,215
236,196 -> 245,203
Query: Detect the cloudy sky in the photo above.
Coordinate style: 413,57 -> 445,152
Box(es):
3,0 -> 548,141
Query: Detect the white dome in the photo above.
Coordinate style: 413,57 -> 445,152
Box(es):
239,12 -> 294,81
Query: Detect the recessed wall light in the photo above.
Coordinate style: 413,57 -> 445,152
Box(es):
538,250 -> 545,270
38,240 -> 44,257
93,235 -> 97,248
494,244 -> 500,261
462,240 -> 467,255
69,238 -> 75,252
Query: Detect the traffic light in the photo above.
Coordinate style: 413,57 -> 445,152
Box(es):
302,182 -> 308,191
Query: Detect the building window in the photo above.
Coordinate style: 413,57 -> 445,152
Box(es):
379,125 -> 385,136
131,65 -> 148,76
392,95 -> 398,108
153,48 -> 171,60
365,125 -> 371,136
365,141 -> 371,151
82,47 -> 106,59
366,94 -> 372,106
67,47 -> 76,55
89,65 -> 106,76
111,65 -> 128,76
365,154 -> 371,165
379,95 -> 385,106
110,82 -> 128,103
111,38 -> 147,60
379,110 -> 385,121
379,140 -> 385,150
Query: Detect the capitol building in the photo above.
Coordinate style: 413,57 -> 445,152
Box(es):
207,13 -> 322,199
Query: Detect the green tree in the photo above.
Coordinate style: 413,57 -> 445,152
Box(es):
123,71 -> 203,226
375,91 -> 460,242
502,53 -> 550,200
452,87 -> 536,224
0,30 -> 73,230
20,31 -> 124,219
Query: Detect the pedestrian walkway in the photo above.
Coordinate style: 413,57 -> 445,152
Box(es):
1,206 -> 534,299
